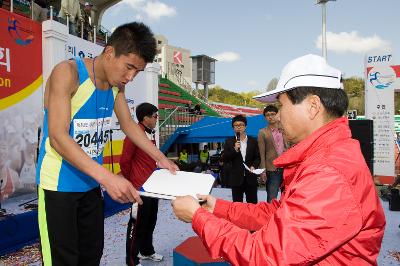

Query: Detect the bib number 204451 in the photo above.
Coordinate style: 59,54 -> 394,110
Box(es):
73,118 -> 112,157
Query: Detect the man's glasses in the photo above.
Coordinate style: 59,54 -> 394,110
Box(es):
265,113 -> 277,117
233,124 -> 245,128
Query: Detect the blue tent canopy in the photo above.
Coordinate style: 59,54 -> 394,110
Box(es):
160,114 -> 268,151
176,114 -> 267,144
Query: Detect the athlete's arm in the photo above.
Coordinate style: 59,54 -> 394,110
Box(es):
114,90 -> 178,173
45,61 -> 141,204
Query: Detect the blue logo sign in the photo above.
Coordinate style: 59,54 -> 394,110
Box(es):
369,68 -> 396,90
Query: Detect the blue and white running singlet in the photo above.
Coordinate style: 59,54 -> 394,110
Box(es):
36,57 -> 118,192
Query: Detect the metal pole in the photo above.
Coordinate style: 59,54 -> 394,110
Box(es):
10,0 -> 13,13
66,13 -> 70,34
321,2 -> 327,61
80,19 -> 84,39
31,0 -> 34,20
93,25 -> 97,44
50,5 -> 53,20
204,83 -> 208,101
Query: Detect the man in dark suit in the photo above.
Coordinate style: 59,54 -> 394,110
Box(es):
223,115 -> 260,203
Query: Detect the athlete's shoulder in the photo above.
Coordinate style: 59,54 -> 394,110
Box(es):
51,60 -> 79,83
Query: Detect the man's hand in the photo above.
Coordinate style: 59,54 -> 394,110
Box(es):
172,196 -> 200,223
157,157 -> 179,174
260,172 -> 267,183
197,194 -> 216,213
102,174 -> 142,204
234,141 -> 241,152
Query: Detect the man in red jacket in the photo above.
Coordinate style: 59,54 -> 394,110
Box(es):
172,54 -> 386,265
120,102 -> 163,266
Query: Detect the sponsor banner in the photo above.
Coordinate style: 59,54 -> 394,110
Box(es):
66,34 -> 102,60
0,9 -> 42,201
0,8 -> 42,110
173,50 -> 182,64
365,51 -> 398,177
165,46 -> 191,83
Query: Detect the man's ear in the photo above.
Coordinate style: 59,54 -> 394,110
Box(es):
307,95 -> 322,120
103,46 -> 114,60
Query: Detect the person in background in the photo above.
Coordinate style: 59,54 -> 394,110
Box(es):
185,103 -> 195,115
194,103 -> 202,115
179,148 -> 189,165
172,54 -> 385,265
120,103 -> 164,266
47,0 -> 61,19
222,115 -> 260,203
58,0 -> 82,35
218,149 -> 227,187
32,0 -> 48,22
258,105 -> 288,202
81,2 -> 93,41
199,145 -> 209,171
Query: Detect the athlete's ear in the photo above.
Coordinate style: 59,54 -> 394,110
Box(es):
103,46 -> 114,60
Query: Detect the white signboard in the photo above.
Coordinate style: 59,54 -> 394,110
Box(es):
365,51 -> 395,177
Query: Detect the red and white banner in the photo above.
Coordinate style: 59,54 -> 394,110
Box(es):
0,9 -> 43,200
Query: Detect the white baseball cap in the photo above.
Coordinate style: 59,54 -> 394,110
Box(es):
253,54 -> 342,103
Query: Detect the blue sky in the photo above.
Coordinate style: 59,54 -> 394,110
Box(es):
102,0 -> 400,93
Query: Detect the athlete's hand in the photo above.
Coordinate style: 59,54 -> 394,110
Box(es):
103,174 -> 142,204
157,157 -> 179,174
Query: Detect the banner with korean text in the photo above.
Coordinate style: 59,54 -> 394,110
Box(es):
365,51 -> 400,178
0,8 -> 42,200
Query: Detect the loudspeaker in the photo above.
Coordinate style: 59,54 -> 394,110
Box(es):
389,188 -> 400,211
349,119 -> 373,174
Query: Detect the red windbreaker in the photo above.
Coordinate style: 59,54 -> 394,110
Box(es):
192,117 -> 385,265
119,123 -> 156,190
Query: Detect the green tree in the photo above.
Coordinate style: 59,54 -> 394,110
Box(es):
343,77 -> 365,115
208,86 -> 264,108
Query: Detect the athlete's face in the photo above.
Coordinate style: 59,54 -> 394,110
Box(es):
105,47 -> 147,88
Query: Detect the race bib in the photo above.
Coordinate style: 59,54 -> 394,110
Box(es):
73,118 -> 112,157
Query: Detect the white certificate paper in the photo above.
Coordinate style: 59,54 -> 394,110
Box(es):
140,169 -> 215,200
243,163 -> 265,175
